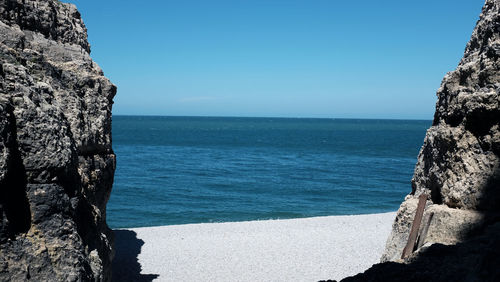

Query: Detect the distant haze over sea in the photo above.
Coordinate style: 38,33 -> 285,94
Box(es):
108,116 -> 430,228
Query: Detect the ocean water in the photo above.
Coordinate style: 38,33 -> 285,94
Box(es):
107,116 -> 430,228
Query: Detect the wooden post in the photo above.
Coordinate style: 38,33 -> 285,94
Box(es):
401,193 -> 427,259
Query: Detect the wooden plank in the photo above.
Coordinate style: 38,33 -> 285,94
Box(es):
401,193 -> 427,259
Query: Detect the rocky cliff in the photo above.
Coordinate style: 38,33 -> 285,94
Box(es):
341,0 -> 500,280
0,0 -> 116,281
381,0 -> 500,262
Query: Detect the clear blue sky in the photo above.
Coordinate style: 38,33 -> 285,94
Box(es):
67,0 -> 484,119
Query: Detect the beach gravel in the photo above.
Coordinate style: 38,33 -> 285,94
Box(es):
113,212 -> 395,282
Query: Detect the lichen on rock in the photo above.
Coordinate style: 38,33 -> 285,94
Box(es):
0,0 -> 116,281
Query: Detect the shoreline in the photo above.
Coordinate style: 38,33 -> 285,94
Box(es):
112,210 -> 399,230
112,212 -> 396,281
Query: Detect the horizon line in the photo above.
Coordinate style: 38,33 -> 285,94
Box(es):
112,114 -> 433,122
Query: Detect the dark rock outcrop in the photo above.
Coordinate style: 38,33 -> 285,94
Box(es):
340,0 -> 500,280
0,0 -> 116,281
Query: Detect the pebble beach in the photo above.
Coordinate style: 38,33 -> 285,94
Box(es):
113,212 -> 396,282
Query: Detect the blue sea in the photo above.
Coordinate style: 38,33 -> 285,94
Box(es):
107,116 -> 430,228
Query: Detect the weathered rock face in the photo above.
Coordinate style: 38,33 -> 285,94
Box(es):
0,0 -> 116,281
381,0 -> 500,263
339,1 -> 500,280
412,1 -> 500,212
